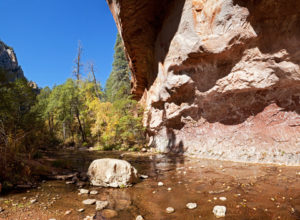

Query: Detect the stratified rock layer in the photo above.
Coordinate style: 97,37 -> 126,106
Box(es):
107,0 -> 300,165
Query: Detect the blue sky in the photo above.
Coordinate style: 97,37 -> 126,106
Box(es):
0,0 -> 117,88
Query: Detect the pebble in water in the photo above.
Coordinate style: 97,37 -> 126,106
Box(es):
136,215 -> 144,220
30,199 -> 37,204
78,208 -> 85,212
82,199 -> 96,205
186,203 -> 197,209
166,207 -> 175,213
79,189 -> 89,194
140,175 -> 148,179
158,182 -> 164,186
213,206 -> 226,218
83,216 -> 93,220
65,181 -> 74,185
90,190 -> 98,195
65,210 -> 72,215
219,197 -> 227,201
0,207 -> 3,212
167,187 -> 172,191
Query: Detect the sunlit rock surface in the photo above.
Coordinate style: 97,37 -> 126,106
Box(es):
0,41 -> 24,81
87,159 -> 139,187
107,0 -> 300,165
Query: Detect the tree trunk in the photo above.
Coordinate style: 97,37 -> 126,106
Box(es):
75,108 -> 85,142
90,63 -> 101,100
63,122 -> 66,140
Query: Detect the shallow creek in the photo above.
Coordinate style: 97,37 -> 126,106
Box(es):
0,150 -> 299,220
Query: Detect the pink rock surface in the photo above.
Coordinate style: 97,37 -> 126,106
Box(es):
107,0 -> 300,164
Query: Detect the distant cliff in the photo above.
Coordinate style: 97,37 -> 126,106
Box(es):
107,0 -> 300,165
0,40 -> 24,81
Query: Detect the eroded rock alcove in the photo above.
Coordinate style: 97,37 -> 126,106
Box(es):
107,0 -> 300,165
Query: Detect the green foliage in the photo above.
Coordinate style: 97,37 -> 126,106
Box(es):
34,78 -> 100,144
0,36 -> 146,187
105,34 -> 131,102
89,96 -> 145,151
0,74 -> 48,184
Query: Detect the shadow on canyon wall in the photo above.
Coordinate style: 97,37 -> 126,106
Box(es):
148,0 -> 300,152
201,0 -> 300,125
162,0 -> 300,129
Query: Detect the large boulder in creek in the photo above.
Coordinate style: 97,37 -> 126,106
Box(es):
87,159 -> 139,187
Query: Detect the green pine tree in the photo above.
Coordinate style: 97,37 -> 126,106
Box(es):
105,33 -> 131,102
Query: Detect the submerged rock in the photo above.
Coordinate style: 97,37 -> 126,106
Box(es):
213,206 -> 226,218
101,209 -> 118,218
96,200 -> 109,211
87,159 -> 139,187
166,207 -> 175,213
116,199 -> 132,210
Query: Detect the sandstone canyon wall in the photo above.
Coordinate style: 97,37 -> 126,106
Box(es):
107,0 -> 300,165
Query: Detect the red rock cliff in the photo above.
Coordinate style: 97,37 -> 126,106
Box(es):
107,0 -> 300,165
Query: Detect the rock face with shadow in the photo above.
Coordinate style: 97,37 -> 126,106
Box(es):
107,0 -> 300,165
0,41 -> 24,81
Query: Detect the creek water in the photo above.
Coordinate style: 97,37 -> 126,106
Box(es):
0,150 -> 299,220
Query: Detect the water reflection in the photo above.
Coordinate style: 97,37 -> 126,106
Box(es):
0,150 -> 299,220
